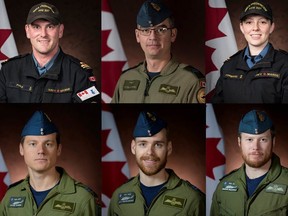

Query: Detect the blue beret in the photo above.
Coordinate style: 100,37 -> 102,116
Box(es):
137,0 -> 172,27
239,110 -> 273,134
133,111 -> 167,138
21,111 -> 58,137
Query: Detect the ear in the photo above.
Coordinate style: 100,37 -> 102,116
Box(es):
25,24 -> 30,39
19,143 -> 24,156
57,144 -> 62,156
237,136 -> 241,147
269,22 -> 275,34
131,140 -> 136,155
135,29 -> 140,43
171,28 -> 177,43
58,24 -> 64,39
272,137 -> 276,148
167,141 -> 172,156
240,23 -> 244,35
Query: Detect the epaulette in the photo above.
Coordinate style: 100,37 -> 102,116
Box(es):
183,65 -> 204,79
219,167 -> 240,181
76,182 -> 98,198
122,62 -> 143,74
8,179 -> 24,189
1,54 -> 30,66
67,55 -> 92,71
224,50 -> 242,63
185,180 -> 205,196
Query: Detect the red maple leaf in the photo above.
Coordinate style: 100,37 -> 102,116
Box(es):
101,61 -> 126,97
101,30 -> 113,58
206,138 -> 225,180
101,161 -> 129,205
0,172 -> 8,200
0,29 -> 12,60
102,129 -> 113,157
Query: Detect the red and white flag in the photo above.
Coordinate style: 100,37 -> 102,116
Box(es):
101,104 -> 130,215
101,0 -> 128,103
205,0 -> 237,101
0,149 -> 10,200
0,0 -> 18,69
206,104 -> 225,215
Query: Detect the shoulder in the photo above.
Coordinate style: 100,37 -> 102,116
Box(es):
1,54 -> 30,66
183,180 -> 205,197
75,182 -> 99,199
122,62 -> 143,74
223,50 -> 243,64
8,179 -> 25,189
64,54 -> 93,73
182,65 -> 205,79
219,168 -> 241,182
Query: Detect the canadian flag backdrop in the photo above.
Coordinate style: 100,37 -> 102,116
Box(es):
0,0 -> 18,69
101,0 -> 128,103
205,0 -> 237,101
206,104 -> 225,215
0,149 -> 10,201
101,104 -> 130,215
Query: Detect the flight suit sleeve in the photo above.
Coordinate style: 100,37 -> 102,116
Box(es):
188,78 -> 205,104
210,189 -> 220,216
80,195 -> 101,216
108,191 -> 119,216
281,66 -> 288,103
190,193 -> 206,216
111,80 -> 121,103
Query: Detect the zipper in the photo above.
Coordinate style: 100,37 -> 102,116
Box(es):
145,187 -> 167,216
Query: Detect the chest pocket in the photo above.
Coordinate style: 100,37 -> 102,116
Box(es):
8,82 -> 33,92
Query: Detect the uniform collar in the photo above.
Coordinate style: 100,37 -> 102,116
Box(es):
244,43 -> 270,68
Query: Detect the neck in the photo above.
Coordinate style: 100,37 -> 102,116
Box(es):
33,47 -> 59,67
145,54 -> 171,72
245,159 -> 271,179
28,167 -> 60,191
139,169 -> 168,186
248,42 -> 268,56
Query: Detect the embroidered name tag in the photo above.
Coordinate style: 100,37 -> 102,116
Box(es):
224,74 -> 243,79
123,80 -> 140,90
222,181 -> 238,192
47,88 -> 72,93
9,197 -> 26,208
255,72 -> 280,79
8,82 -> 33,92
53,200 -> 75,213
265,183 -> 287,194
158,84 -> 179,95
162,195 -> 185,208
118,192 -> 136,204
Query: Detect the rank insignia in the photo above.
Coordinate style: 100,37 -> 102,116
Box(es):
80,62 -> 91,70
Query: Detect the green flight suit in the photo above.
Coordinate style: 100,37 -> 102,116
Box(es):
111,57 -> 205,103
210,154 -> 288,216
0,167 -> 101,216
108,169 -> 205,216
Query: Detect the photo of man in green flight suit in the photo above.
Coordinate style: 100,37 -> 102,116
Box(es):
211,110 -> 288,215
108,110 -> 205,215
0,111 -> 101,215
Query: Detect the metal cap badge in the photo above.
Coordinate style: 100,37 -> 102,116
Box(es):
238,110 -> 273,134
133,111 -> 167,138
21,111 -> 58,137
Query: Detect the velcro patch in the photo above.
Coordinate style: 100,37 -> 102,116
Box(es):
222,181 -> 238,192
224,74 -> 243,79
123,80 -> 140,90
158,84 -> 179,95
255,72 -> 280,79
77,86 -> 99,101
162,195 -> 185,208
118,192 -> 136,205
265,183 -> 287,194
9,197 -> 26,208
53,200 -> 75,213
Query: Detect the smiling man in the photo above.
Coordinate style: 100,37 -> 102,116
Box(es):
108,111 -> 205,215
211,0 -> 288,103
0,111 -> 101,215
210,110 -> 288,215
0,2 -> 99,103
111,0 -> 205,103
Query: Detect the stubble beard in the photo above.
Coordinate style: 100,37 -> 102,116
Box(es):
136,155 -> 167,176
242,147 -> 273,168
